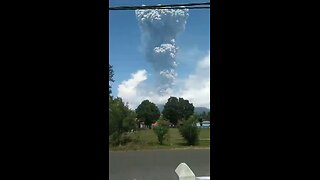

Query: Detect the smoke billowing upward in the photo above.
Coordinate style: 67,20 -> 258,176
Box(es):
135,7 -> 189,95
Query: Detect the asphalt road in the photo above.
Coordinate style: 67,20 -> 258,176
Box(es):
109,148 -> 210,180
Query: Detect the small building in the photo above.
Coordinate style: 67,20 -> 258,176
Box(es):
151,121 -> 159,127
196,121 -> 210,128
139,121 -> 147,129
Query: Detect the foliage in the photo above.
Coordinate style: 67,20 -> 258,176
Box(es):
201,111 -> 206,122
178,98 -> 194,120
135,100 -> 160,128
193,113 -> 201,123
162,97 -> 180,125
194,111 -> 211,124
109,128 -> 210,151
178,115 -> 200,145
109,97 -> 136,146
162,97 -> 194,126
153,119 -> 170,145
109,64 -> 114,95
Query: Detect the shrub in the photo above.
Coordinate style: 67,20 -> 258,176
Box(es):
109,97 -> 136,146
153,120 -> 170,145
179,115 -> 200,145
177,118 -> 186,128
110,132 -> 121,146
110,132 -> 133,146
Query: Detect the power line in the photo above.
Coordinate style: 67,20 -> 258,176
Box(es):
110,6 -> 210,11
109,2 -> 210,11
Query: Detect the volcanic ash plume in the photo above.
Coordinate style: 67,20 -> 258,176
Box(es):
135,7 -> 189,95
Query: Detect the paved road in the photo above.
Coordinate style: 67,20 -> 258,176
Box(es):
109,148 -> 210,180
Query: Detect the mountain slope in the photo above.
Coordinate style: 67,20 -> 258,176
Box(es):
156,104 -> 210,114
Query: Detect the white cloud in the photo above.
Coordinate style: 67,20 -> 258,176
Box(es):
117,51 -> 210,110
117,71 -> 170,109
117,70 -> 147,108
179,51 -> 210,108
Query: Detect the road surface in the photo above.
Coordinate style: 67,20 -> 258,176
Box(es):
109,148 -> 210,180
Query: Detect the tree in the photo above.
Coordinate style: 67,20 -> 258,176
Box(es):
162,97 -> 195,126
135,100 -> 160,128
206,111 -> 210,121
153,119 -> 170,145
162,97 -> 180,126
193,113 -> 202,125
109,64 -> 114,95
109,97 -> 136,145
179,115 -> 200,145
198,111 -> 206,124
178,98 -> 194,120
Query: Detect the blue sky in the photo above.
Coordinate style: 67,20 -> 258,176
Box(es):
109,0 -> 210,109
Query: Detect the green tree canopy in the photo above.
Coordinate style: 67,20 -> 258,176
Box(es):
178,98 -> 194,120
162,97 -> 195,126
162,97 -> 180,125
135,100 -> 160,128
109,64 -> 114,96
109,97 -> 136,145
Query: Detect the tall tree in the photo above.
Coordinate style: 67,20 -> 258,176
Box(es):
162,97 -> 180,125
163,97 -> 195,126
178,98 -> 194,120
109,64 -> 114,95
135,100 -> 160,128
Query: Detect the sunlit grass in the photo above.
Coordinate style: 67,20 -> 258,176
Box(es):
109,128 -> 211,151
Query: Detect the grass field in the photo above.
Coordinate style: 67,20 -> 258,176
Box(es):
109,128 -> 211,151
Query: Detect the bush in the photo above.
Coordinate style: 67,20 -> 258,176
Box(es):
177,118 -> 186,128
178,115 -> 200,145
153,120 -> 170,145
110,132 -> 133,146
109,97 -> 137,146
110,132 -> 121,146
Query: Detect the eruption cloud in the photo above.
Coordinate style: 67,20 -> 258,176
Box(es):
135,7 -> 189,96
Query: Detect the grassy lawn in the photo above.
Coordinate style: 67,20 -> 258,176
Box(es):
109,128 -> 211,151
